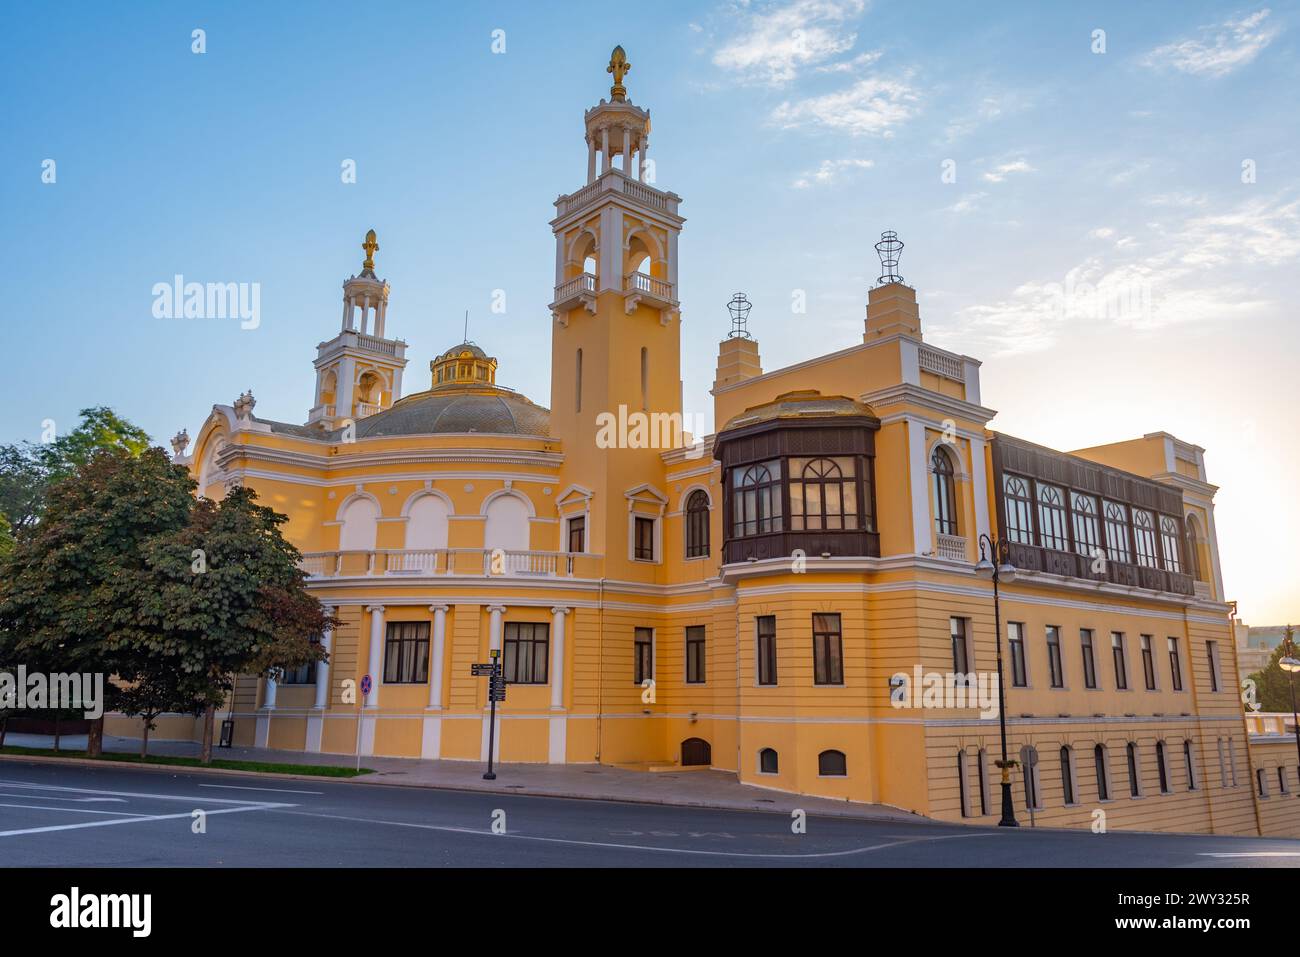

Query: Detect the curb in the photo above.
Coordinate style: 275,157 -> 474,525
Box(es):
0,751 -> 922,824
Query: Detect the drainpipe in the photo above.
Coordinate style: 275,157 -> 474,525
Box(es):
595,577 -> 605,763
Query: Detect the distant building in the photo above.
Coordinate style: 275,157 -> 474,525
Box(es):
1236,623 -> 1290,676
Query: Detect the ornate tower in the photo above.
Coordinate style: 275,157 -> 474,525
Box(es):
308,229 -> 409,428
549,48 -> 686,574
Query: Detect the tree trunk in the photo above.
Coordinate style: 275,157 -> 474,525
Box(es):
0,716 -> 7,748
200,704 -> 215,765
87,716 -> 104,757
140,720 -> 150,758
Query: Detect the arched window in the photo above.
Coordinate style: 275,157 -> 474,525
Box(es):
790,457 -> 858,531
1094,744 -> 1110,801
1020,745 -> 1040,810
1126,742 -> 1141,797
1036,484 -> 1068,551
1155,740 -> 1170,793
339,496 -> 379,552
759,748 -> 779,774
1060,746 -> 1076,805
1184,515 -> 1204,581
1003,474 -> 1034,544
733,461 -> 783,537
1159,516 -> 1182,572
931,445 -> 958,536
405,495 -> 449,551
575,348 -> 582,413
958,749 -> 970,817
484,494 -> 531,553
818,749 -> 847,776
684,490 -> 710,558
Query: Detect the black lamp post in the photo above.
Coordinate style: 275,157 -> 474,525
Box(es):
976,533 -> 1019,827
1278,625 -> 1300,770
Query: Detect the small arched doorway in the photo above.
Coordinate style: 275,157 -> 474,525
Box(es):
681,737 -> 711,767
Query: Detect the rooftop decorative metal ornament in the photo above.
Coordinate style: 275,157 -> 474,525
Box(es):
726,292 -> 753,340
874,229 -> 904,286
608,45 -> 631,101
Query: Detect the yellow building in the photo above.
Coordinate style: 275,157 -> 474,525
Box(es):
120,49 -> 1296,838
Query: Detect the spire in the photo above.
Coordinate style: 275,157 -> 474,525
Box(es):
361,228 -> 379,273
607,45 -> 630,102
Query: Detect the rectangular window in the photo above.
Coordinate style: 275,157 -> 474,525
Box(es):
1133,509 -> 1159,568
1071,492 -> 1101,558
280,634 -> 320,685
634,627 -> 654,684
1111,632 -> 1128,690
567,515 -> 585,553
1046,625 -> 1064,688
1002,474 -> 1035,545
383,621 -> 430,684
812,613 -> 844,686
503,621 -> 549,685
1257,768 -> 1268,798
756,616 -> 777,686
1080,629 -> 1098,689
1008,622 -> 1027,687
1140,635 -> 1157,690
1168,637 -> 1183,691
1103,501 -> 1131,564
1206,640 -> 1221,692
685,625 -> 706,684
1036,484 -> 1069,551
633,516 -> 655,561
950,617 -> 970,674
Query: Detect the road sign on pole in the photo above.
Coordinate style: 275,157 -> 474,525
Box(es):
476,649 -> 504,780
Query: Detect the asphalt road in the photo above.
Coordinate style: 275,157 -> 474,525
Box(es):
2,759 -> 1299,867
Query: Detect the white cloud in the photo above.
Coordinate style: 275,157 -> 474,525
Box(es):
982,159 -> 1035,183
1088,227 -> 1116,239
712,0 -> 868,86
771,75 -> 919,136
1141,8 -> 1279,77
792,157 -> 874,188
945,192 -> 988,214
942,192 -> 1300,356
815,50 -> 883,73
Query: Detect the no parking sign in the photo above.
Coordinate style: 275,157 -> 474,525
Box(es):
361,674 -> 372,697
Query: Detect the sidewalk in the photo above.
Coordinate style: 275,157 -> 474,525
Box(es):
2,733 -> 923,824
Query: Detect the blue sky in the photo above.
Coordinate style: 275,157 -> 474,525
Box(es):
2,1 -> 1297,621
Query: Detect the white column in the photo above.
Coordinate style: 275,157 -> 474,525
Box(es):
600,127 -> 609,173
970,435 -> 991,549
263,674 -> 278,710
640,139 -> 649,180
481,604 -> 506,762
375,299 -> 387,339
907,419 -> 933,557
428,605 -> 448,709
587,138 -> 597,182
549,607 -> 569,709
488,604 -> 505,652
360,297 -> 370,335
313,610 -> 333,710
622,128 -> 631,174
365,604 -> 385,707
341,297 -> 351,331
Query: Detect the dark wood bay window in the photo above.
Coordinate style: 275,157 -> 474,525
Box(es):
1003,474 -> 1034,544
1133,509 -> 1160,568
1071,492 -> 1101,558
733,461 -> 783,538
1103,501 -> 1131,564
790,457 -> 858,531
1036,484 -> 1068,551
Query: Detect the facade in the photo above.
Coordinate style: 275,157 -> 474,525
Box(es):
109,50 -> 1298,838
1235,622 -> 1289,676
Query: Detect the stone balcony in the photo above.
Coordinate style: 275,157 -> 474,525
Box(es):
299,548 -> 600,580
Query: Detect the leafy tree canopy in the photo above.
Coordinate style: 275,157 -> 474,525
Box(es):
1248,633 -> 1300,714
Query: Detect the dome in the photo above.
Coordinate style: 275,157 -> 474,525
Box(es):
721,390 -> 876,432
435,341 -> 488,363
350,384 -> 550,438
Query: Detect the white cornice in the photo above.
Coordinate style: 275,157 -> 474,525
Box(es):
223,443 -> 563,472
862,383 -> 997,427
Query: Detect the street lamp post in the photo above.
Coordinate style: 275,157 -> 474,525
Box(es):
976,533 -> 1019,827
1278,625 -> 1300,770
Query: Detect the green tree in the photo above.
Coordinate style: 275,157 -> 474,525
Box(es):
116,670 -> 205,757
137,485 -> 331,763
0,406 -> 151,535
0,447 -> 195,755
0,513 -> 13,561
1248,631 -> 1300,714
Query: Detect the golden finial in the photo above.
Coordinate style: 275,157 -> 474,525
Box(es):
361,229 -> 379,271
607,45 -> 630,101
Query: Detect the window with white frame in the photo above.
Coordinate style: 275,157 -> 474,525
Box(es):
1036,483 -> 1068,551
1003,474 -> 1034,545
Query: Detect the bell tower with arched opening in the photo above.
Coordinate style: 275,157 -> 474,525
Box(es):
549,47 -> 686,576
308,229 -> 409,429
